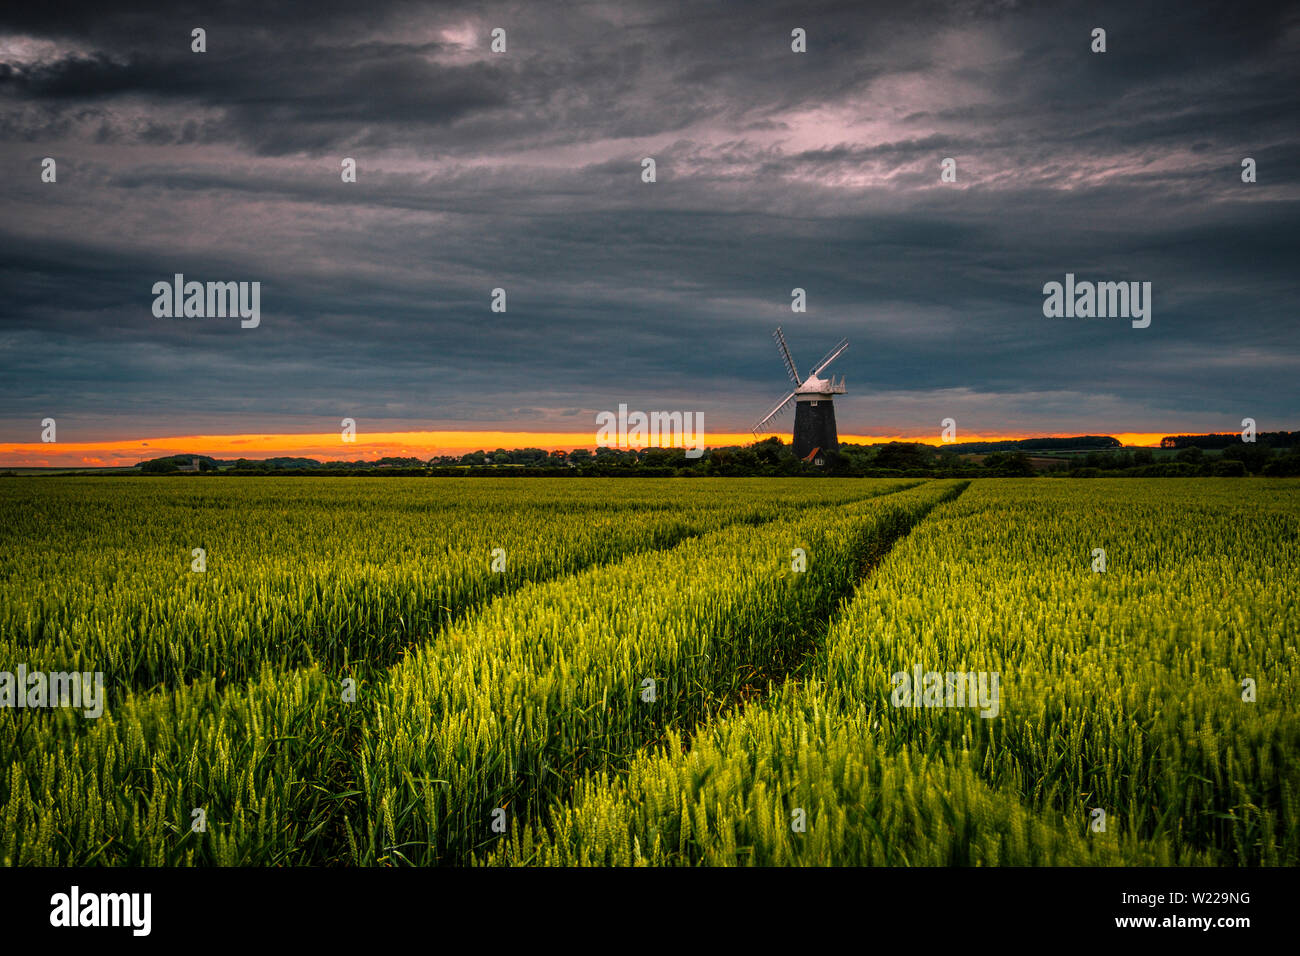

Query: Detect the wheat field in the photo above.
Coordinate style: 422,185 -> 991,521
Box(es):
1,478 -> 1295,866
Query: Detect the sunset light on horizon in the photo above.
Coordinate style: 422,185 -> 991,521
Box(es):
1,429 -> 1178,468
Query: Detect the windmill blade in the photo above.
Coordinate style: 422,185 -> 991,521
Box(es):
772,326 -> 801,386
808,338 -> 849,377
752,390 -> 796,434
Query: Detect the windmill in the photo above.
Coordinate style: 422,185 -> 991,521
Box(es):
752,327 -> 848,463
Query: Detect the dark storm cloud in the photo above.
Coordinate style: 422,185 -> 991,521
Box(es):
1,0 -> 1298,443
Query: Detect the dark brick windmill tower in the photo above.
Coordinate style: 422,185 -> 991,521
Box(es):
752,327 -> 848,464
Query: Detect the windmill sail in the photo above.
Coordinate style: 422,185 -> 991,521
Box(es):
808,338 -> 848,378
773,326 -> 801,386
752,390 -> 796,434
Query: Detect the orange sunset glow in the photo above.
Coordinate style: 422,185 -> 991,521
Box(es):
0,430 -> 1175,469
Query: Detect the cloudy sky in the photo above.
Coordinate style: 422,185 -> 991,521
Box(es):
1,0 -> 1297,463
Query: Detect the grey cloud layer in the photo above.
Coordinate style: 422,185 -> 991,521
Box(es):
1,0 -> 1297,441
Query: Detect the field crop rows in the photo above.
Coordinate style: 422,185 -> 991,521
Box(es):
491,480 -> 1299,866
0,477 -> 931,864
0,477 -> 910,695
353,479 -> 965,864
2,478 -> 1296,867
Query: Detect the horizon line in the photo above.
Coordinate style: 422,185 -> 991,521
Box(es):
0,428 -> 1207,468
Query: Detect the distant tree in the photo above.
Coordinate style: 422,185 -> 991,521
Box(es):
1264,451 -> 1300,477
642,448 -> 683,468
752,437 -> 786,466
512,447 -> 548,464
1221,442 -> 1272,474
837,447 -> 873,472
985,452 -> 1034,476
874,442 -> 931,470
1212,459 -> 1248,477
